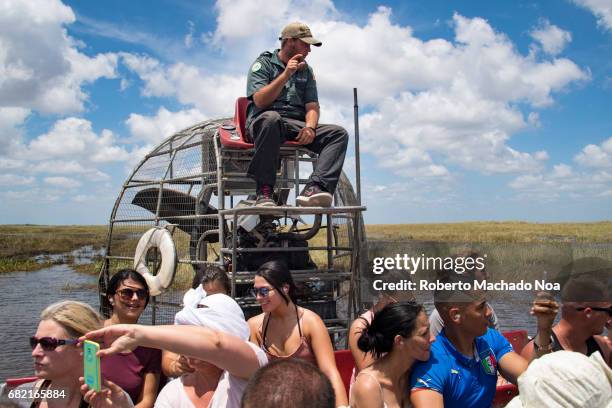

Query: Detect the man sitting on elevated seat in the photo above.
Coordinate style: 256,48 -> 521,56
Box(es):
246,22 -> 348,207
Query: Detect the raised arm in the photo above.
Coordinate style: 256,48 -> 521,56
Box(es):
307,311 -> 349,407
348,316 -> 374,372
522,292 -> 559,362
252,54 -> 304,108
83,324 -> 262,379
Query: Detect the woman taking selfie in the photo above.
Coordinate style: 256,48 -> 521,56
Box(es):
351,302 -> 434,408
247,260 -> 348,406
101,269 -> 161,408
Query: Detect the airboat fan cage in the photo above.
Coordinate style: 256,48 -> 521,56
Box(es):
99,118 -> 367,338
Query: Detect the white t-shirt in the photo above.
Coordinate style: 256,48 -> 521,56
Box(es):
154,342 -> 268,408
155,377 -> 195,408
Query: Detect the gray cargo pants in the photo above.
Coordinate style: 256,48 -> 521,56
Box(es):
246,111 -> 348,193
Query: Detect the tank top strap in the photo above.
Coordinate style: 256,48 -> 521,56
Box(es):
550,330 -> 564,352
585,336 -> 603,356
261,313 -> 272,352
295,304 -> 303,337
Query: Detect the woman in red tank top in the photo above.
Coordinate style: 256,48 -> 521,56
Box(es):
247,260 -> 348,407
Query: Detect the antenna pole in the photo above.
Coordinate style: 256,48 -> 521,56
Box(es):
353,88 -> 362,205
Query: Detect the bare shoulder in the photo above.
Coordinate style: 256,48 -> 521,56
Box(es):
301,307 -> 325,328
353,371 -> 381,393
247,313 -> 265,342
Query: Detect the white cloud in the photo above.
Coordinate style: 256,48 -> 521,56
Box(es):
44,176 -> 81,189
0,157 -> 26,170
184,21 -> 195,48
299,10 -> 586,177
510,138 -> 612,199
126,107 -> 207,144
120,7 -> 587,181
26,117 -> 130,162
0,107 -> 30,152
209,0 -> 337,60
530,19 -> 572,55
0,0 -> 118,114
121,53 -> 243,118
574,137 -> 612,168
572,0 -> 612,31
0,174 -> 35,186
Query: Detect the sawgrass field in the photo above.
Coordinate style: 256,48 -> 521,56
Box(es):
1,222 -> 610,280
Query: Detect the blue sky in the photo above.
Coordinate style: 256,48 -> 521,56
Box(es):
1,0 -> 611,224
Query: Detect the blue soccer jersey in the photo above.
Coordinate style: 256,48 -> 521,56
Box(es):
410,328 -> 513,408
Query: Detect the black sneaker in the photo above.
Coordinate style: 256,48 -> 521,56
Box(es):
255,184 -> 276,207
296,183 -> 332,207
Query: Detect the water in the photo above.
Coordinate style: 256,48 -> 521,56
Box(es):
0,265 -> 99,382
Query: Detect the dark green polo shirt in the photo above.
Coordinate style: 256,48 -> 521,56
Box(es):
246,49 -> 318,126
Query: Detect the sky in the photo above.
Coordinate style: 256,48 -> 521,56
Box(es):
0,0 -> 611,225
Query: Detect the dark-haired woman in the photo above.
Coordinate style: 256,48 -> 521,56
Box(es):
101,269 -> 161,408
351,302 -> 433,408
247,260 -> 348,407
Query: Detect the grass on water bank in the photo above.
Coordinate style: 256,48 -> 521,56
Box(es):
0,225 -> 108,274
1,222 -> 610,274
366,221 -> 612,243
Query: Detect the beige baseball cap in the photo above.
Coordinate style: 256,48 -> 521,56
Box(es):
279,22 -> 322,46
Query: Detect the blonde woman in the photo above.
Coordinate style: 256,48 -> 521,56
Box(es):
4,300 -> 133,408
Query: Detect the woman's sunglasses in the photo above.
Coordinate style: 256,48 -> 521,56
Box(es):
30,336 -> 78,351
116,288 -> 148,302
250,287 -> 276,298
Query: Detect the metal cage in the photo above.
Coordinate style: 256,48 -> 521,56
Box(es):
98,117 -> 366,340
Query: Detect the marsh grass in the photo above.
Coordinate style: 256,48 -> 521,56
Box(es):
1,225 -> 108,273
366,221 -> 612,243
1,222 -> 610,279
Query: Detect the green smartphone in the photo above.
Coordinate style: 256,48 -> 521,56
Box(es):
83,340 -> 101,392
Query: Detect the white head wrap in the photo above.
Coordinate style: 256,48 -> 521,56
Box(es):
506,350 -> 612,408
174,293 -> 249,341
182,285 -> 206,309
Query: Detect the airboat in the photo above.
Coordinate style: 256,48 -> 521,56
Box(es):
94,92 -> 522,406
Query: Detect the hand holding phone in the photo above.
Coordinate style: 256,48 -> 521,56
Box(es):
83,340 -> 101,392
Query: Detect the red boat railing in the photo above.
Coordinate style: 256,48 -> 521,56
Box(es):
333,329 -> 529,407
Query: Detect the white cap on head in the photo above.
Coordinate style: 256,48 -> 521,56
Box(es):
506,351 -> 612,408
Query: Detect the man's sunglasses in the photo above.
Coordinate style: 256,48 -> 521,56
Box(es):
116,288 -> 148,301
250,287 -> 276,298
30,336 -> 78,351
575,306 -> 612,316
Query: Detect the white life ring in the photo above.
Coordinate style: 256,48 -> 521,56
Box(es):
133,227 -> 177,296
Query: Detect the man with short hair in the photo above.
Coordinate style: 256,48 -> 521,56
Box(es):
246,22 -> 348,207
410,274 -> 530,408
241,359 -> 335,408
428,251 -> 500,337
521,264 -> 611,365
